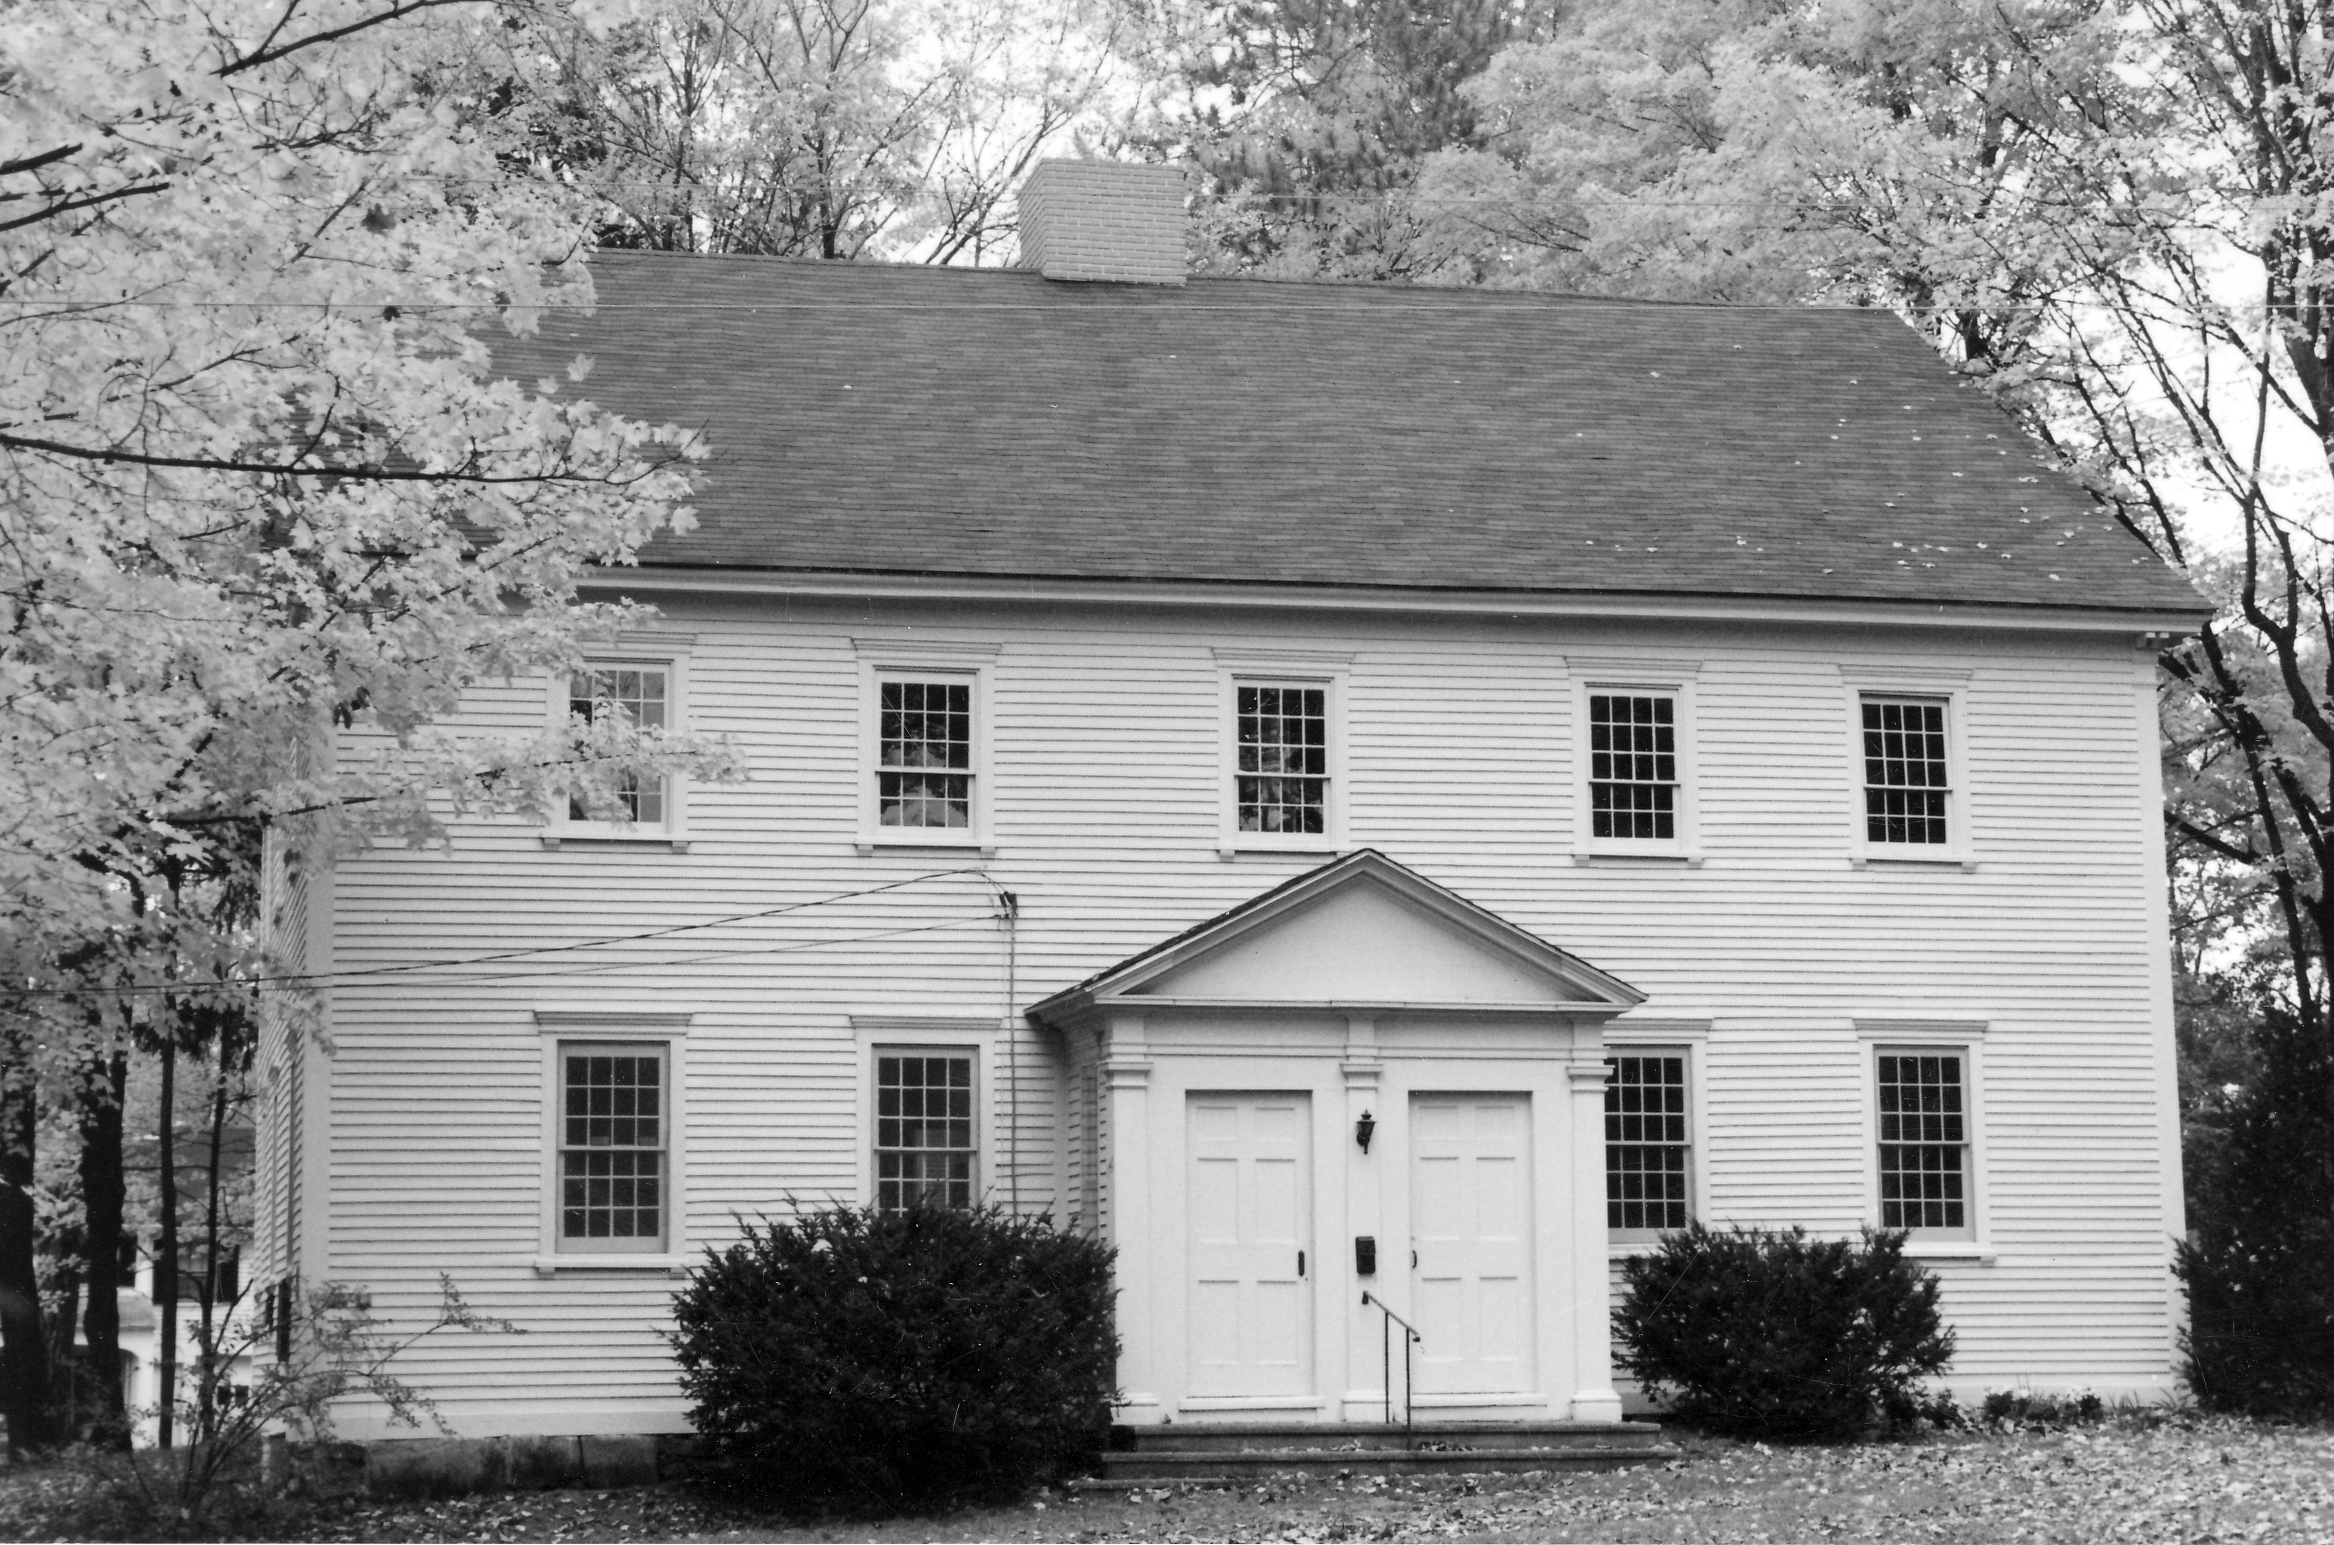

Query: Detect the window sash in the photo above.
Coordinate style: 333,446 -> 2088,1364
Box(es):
558,1044 -> 667,1251
1877,1052 -> 1970,1232
1862,698 -> 1950,846
1605,1053 -> 1690,1232
1588,693 -> 1678,841
874,1050 -> 977,1212
879,680 -> 974,829
569,665 -> 670,825
1236,682 -> 1329,835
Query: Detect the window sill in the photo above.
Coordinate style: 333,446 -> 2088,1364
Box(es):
533,1254 -> 690,1277
1572,850 -> 1703,868
1218,842 -> 1341,860
541,832 -> 691,853
857,835 -> 995,857
1902,1242 -> 1995,1264
1852,853 -> 1976,872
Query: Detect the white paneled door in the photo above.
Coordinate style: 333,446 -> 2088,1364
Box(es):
1187,1093 -> 1314,1398
1410,1094 -> 1534,1394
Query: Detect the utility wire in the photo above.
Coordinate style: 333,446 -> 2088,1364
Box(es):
2,866 -> 997,998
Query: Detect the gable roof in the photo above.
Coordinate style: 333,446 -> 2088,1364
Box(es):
497,252 -> 2207,618
1026,848 -> 1643,1022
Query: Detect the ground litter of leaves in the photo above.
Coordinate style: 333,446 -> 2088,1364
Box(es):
7,1416 -> 2329,1542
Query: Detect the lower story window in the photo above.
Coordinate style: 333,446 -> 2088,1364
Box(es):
876,1049 -> 976,1211
1877,1051 -> 1969,1232
1606,1052 -> 1690,1231
558,1043 -> 667,1251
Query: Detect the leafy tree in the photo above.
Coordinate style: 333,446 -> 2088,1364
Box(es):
1,0 -> 744,1447
517,0 -> 1127,261
1135,0 -> 1561,278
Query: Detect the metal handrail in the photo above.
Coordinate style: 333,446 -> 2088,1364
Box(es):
1359,1290 -> 1421,1442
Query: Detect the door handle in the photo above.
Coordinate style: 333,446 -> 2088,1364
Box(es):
1298,1250 -> 1306,1277
1412,1250 -> 1418,1269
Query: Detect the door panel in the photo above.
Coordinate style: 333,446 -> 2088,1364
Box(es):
1410,1094 -> 1533,1394
1187,1093 -> 1314,1398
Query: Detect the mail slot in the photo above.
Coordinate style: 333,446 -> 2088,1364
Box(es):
1355,1235 -> 1377,1276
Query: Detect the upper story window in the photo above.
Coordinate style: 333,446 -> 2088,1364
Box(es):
1862,697 -> 1950,846
1589,693 -> 1677,841
557,1043 -> 668,1252
854,642 -> 995,853
560,659 -> 681,840
1876,1051 -> 1969,1234
1237,683 -> 1328,836
1606,1052 -> 1691,1234
875,1049 -> 976,1212
879,679 -> 973,830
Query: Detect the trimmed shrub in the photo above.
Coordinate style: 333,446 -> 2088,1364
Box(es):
1615,1223 -> 1955,1441
668,1203 -> 1117,1506
2176,1008 -> 2334,1419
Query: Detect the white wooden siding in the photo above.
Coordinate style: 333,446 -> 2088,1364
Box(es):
276,599 -> 2177,1435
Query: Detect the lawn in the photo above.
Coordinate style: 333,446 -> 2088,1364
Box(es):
5,1415 -> 2328,1542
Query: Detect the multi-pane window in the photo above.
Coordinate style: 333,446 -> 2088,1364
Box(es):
879,679 -> 973,829
1589,694 -> 1677,841
875,1051 -> 976,1211
568,665 -> 668,824
1877,1052 -> 1968,1231
1863,698 -> 1950,845
1606,1054 -> 1690,1231
1237,683 -> 1328,835
559,1046 -> 666,1250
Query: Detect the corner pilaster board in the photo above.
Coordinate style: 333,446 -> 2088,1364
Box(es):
533,1011 -> 694,1032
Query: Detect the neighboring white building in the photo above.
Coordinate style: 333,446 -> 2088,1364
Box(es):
257,162 -> 2211,1442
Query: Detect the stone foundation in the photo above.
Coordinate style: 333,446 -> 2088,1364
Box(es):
301,1433 -> 700,1499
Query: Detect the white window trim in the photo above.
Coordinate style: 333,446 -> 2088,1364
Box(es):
1856,1019 -> 1991,1261
854,640 -> 998,856
1214,649 -> 1353,858
1604,1020 -> 1710,1258
544,640 -> 694,852
534,1011 -> 691,1275
1839,666 -> 1974,870
1569,660 -> 1701,865
851,1016 -> 995,1210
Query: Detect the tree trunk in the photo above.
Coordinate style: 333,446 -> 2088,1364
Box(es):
156,1038 -> 178,1449
75,1036 -> 128,1443
0,1029 -> 53,1454
196,1069 -> 227,1444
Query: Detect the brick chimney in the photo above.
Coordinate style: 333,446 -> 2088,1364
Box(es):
1016,160 -> 1187,286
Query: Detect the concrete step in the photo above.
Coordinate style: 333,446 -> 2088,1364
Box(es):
1095,1421 -> 1678,1481
1121,1420 -> 1664,1454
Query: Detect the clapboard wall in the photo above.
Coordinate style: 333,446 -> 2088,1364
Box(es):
268,591 -> 2179,1436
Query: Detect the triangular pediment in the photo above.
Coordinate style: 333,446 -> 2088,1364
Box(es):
1031,850 -> 1640,1017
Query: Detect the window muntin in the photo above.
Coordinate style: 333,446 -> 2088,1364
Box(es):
1236,683 -> 1328,835
875,1050 -> 976,1211
1877,1052 -> 1967,1231
878,680 -> 973,830
569,665 -> 668,825
1862,698 -> 1950,846
1606,1053 -> 1690,1231
558,1044 -> 666,1251
1589,694 -> 1677,841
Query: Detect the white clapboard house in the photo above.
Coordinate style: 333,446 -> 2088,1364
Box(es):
256,162 -> 2210,1446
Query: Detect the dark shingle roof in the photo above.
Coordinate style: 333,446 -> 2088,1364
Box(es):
500,252 -> 2206,615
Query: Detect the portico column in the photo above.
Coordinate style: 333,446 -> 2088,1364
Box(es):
1566,1059 -> 1624,1421
1104,1026 -> 1159,1419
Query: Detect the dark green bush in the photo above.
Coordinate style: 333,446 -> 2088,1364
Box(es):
668,1203 -> 1117,1506
1615,1223 -> 1955,1441
2176,1008 -> 2334,1419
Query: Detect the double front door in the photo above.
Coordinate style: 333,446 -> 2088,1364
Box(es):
1183,1090 -> 1536,1401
